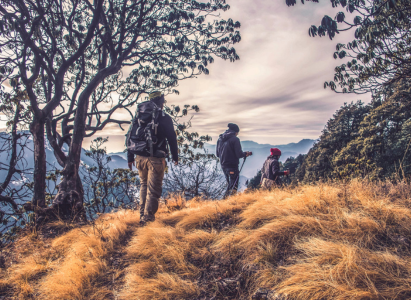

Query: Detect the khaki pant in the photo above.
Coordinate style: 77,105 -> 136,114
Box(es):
135,155 -> 166,222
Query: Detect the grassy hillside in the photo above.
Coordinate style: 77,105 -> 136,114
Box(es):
2,180 -> 411,299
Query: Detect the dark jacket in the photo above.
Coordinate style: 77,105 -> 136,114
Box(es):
261,155 -> 285,184
127,112 -> 178,163
216,129 -> 246,169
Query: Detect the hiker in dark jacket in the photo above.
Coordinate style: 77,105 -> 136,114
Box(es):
216,123 -> 252,197
260,148 -> 289,189
127,91 -> 178,225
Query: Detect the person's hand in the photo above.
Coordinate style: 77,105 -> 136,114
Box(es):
284,170 -> 290,176
173,161 -> 178,166
128,161 -> 135,171
246,151 -> 253,157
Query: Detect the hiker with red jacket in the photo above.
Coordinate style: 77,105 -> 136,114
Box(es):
216,123 -> 252,197
126,91 -> 178,226
260,148 -> 290,189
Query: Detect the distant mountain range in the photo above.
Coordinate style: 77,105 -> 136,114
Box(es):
203,139 -> 315,179
107,139 -> 315,189
0,134 -> 314,192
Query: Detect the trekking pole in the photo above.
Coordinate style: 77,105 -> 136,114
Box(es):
232,156 -> 247,192
239,156 -> 247,174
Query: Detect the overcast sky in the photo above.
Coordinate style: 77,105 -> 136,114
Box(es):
85,0 -> 371,153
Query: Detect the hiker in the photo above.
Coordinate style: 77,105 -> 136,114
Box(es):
216,123 -> 252,197
126,91 -> 178,226
260,148 -> 289,189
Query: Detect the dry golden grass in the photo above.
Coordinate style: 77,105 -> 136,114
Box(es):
0,231 -> 58,298
122,180 -> 411,300
38,210 -> 140,299
160,191 -> 259,230
121,222 -> 216,299
3,180 -> 411,299
275,238 -> 411,300
0,210 -> 140,299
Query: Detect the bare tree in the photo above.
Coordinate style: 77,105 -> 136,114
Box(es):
163,151 -> 226,200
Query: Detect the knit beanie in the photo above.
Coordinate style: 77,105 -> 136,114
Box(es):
228,123 -> 240,133
270,148 -> 281,156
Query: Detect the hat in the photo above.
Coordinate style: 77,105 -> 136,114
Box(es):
148,91 -> 165,106
270,148 -> 281,156
149,91 -> 162,99
228,123 -> 240,133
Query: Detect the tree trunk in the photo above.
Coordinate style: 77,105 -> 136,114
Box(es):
30,116 -> 46,208
51,86 -> 91,220
52,101 -> 87,220
51,66 -> 120,221
51,153 -> 85,220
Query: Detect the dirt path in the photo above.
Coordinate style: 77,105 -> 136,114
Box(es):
89,225 -> 140,300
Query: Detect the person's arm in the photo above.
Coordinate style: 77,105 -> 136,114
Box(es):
232,138 -> 246,159
163,115 -> 179,163
272,160 -> 285,177
216,139 -> 220,158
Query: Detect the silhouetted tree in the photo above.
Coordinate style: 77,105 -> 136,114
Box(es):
0,90 -> 34,244
0,0 -> 241,219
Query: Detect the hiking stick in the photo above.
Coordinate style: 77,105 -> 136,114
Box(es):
232,156 -> 247,192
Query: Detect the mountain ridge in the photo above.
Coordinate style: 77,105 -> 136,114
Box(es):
202,138 -> 315,179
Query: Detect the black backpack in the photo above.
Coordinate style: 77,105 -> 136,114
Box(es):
126,101 -> 164,157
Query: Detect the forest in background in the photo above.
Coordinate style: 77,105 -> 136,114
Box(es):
248,79 -> 411,188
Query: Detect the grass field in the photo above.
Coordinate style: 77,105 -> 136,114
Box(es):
2,180 -> 411,299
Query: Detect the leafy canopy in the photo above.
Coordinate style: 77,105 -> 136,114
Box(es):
287,0 -> 411,94
0,0 -> 241,163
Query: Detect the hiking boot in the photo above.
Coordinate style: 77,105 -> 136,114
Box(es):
140,215 -> 155,227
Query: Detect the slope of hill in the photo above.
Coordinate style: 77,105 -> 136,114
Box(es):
2,180 -> 411,300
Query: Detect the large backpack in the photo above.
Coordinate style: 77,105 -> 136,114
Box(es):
126,101 -> 164,157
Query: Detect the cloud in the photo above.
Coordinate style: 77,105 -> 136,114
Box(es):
85,0 -> 371,152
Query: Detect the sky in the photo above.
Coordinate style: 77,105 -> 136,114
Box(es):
88,0 -> 371,153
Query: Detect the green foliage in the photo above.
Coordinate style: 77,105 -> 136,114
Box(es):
163,104 -> 213,164
283,154 -> 306,182
288,0 -> 411,94
82,138 -> 140,219
247,170 -> 262,190
295,80 -> 411,182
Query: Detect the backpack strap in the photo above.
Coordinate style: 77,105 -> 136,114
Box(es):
152,106 -> 162,143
